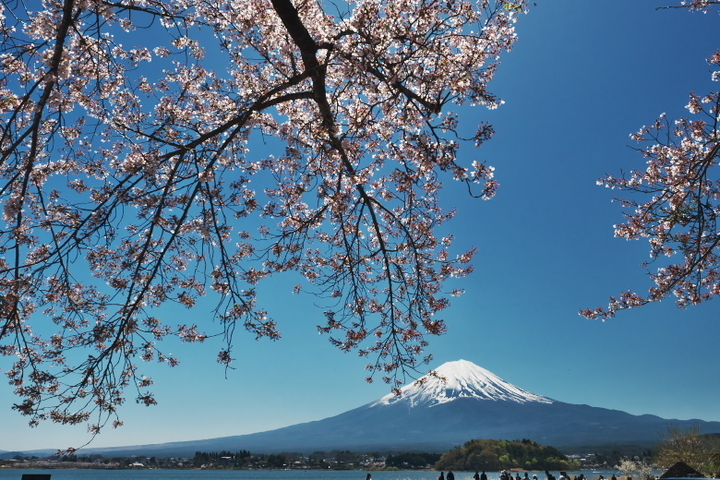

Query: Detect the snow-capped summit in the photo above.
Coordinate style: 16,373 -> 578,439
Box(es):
373,359 -> 554,407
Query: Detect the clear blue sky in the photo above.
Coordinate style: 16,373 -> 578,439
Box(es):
2,0 -> 720,453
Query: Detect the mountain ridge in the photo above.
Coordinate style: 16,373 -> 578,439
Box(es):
15,359 -> 720,456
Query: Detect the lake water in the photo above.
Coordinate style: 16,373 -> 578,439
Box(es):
0,471 -> 625,480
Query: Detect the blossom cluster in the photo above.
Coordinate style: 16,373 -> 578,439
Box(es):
581,4 -> 720,320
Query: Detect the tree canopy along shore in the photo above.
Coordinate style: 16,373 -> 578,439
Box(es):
435,438 -> 578,472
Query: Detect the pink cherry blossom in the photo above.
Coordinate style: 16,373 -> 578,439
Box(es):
582,3 -> 720,321
0,0 -> 527,440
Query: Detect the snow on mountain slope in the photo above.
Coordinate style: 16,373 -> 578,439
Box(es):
373,359 -> 554,407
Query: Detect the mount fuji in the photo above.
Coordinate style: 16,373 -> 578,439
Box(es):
80,359 -> 720,456
374,359 -> 554,407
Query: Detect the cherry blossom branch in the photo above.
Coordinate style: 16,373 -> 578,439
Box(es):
0,0 -> 525,440
582,60 -> 720,320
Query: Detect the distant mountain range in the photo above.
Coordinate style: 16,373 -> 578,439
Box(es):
14,360 -> 720,456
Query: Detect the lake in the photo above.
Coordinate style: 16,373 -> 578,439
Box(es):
0,471 -> 625,480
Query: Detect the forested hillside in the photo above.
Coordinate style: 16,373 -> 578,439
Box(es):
435,439 -> 579,472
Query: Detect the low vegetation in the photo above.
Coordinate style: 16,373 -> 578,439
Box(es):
386,452 -> 443,469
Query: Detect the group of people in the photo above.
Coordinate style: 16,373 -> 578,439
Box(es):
439,471 -> 458,480
366,471 -> 620,480
433,471 -> 608,480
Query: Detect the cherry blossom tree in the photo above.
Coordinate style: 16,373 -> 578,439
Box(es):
654,424 -> 720,475
0,0 -> 526,440
581,2 -> 720,321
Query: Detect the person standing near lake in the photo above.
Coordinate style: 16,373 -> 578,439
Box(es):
439,472 -> 445,480
448,471 -> 455,480
474,471 -> 481,480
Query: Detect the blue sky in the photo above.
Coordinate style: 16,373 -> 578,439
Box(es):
2,0 -> 720,453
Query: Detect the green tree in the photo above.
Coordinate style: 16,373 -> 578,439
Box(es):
435,438 -> 577,472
